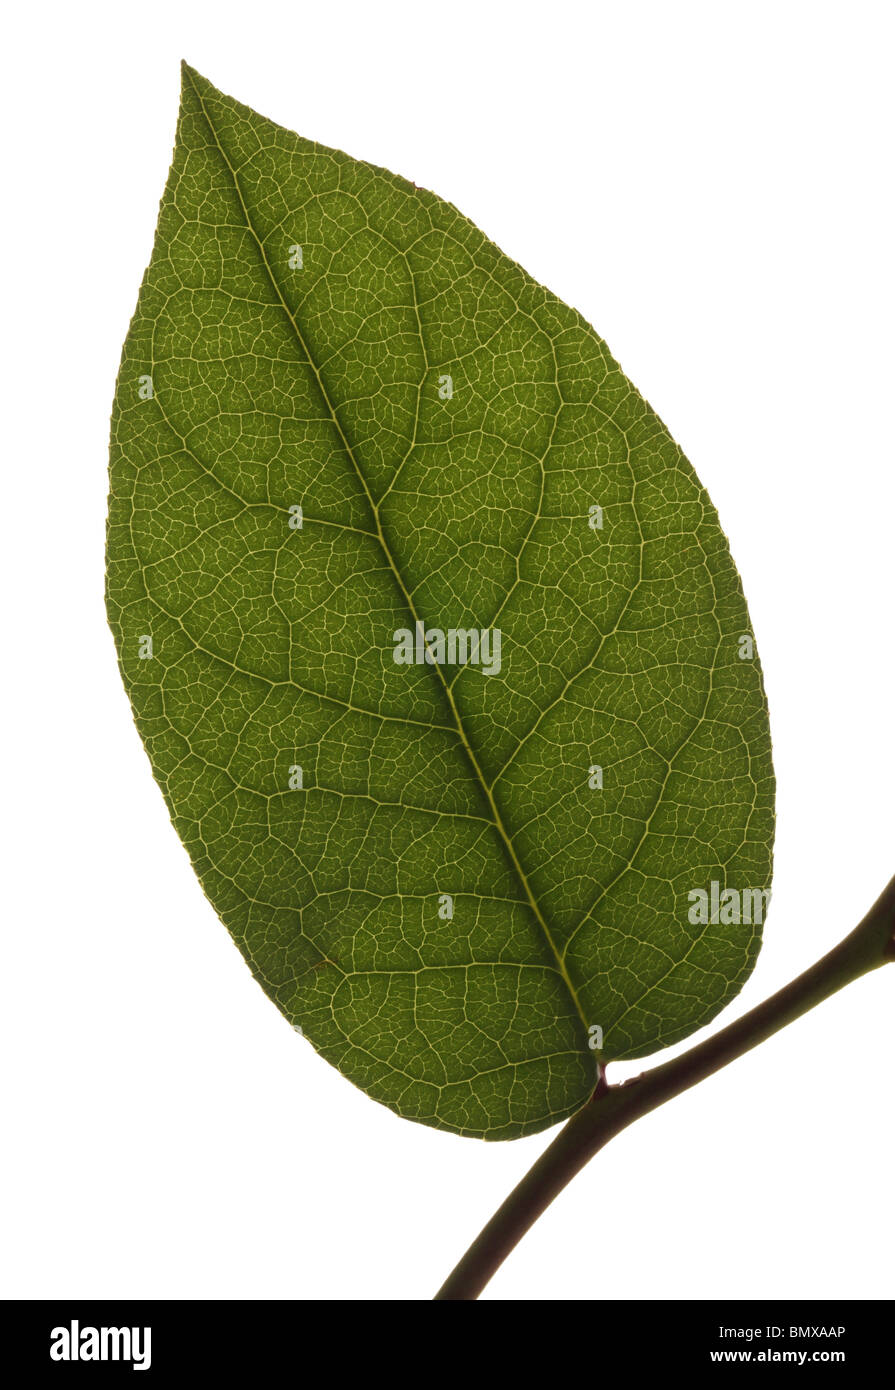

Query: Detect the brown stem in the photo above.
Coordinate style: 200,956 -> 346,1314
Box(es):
435,873 -> 895,1300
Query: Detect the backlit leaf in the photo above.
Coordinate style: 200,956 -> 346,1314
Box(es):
106,67 -> 774,1138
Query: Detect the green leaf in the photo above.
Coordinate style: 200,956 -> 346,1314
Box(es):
106,65 -> 774,1139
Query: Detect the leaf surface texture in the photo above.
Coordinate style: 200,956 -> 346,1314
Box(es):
106,67 -> 775,1138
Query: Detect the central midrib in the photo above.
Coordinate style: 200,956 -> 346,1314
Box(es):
187,70 -> 590,1037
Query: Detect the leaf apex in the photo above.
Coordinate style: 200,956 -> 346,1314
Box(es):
179,61 -> 206,95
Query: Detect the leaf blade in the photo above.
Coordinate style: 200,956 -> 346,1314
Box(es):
106,66 -> 774,1137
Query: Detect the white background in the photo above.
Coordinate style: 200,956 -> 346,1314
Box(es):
2,0 -> 893,1302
